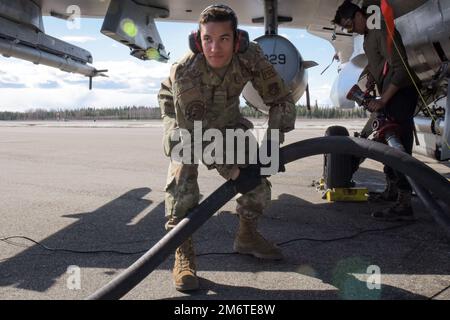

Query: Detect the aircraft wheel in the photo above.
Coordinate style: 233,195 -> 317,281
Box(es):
323,126 -> 353,188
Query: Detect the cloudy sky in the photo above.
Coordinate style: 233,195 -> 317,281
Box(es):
0,16 -> 339,112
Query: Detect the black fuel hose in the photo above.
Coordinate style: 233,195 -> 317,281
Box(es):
87,136 -> 450,300
284,137 -> 450,235
386,135 -> 450,239
87,180 -> 238,300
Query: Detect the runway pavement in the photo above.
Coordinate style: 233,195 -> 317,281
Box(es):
0,119 -> 449,300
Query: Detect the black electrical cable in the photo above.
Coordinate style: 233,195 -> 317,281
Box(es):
0,236 -> 147,255
2,231 -> 447,300
276,222 -> 415,246
0,222 -> 415,259
3,223 -> 446,300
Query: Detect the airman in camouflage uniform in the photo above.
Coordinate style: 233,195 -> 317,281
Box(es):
158,4 -> 295,291
334,1 -> 420,221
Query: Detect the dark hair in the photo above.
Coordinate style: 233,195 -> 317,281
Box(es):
199,4 -> 238,33
332,0 -> 363,26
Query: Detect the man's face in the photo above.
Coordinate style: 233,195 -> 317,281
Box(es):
340,11 -> 366,35
200,21 -> 235,69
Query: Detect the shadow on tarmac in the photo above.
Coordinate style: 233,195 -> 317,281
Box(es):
1,166 -> 449,299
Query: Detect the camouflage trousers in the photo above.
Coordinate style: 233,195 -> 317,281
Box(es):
164,161 -> 271,230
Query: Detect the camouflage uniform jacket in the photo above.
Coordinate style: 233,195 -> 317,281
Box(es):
158,42 -> 296,159
364,23 -> 420,94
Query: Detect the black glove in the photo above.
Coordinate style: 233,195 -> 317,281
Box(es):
232,164 -> 262,195
259,139 -> 285,174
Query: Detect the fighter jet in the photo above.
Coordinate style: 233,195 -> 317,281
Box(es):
1,1 -> 450,301
0,0 -> 448,160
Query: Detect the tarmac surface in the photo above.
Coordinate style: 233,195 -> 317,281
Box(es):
0,119 -> 449,300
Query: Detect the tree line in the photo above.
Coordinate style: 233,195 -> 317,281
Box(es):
0,106 -> 160,121
0,104 -> 367,121
241,103 -> 368,119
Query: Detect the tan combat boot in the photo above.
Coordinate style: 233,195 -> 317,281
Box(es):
173,237 -> 199,291
372,189 -> 414,221
234,216 -> 283,260
370,177 -> 398,202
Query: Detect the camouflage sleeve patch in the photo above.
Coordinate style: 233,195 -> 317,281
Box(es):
185,101 -> 205,121
261,67 -> 278,80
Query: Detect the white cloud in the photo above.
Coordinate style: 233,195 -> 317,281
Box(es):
0,60 -> 63,88
0,56 -> 171,111
60,36 -> 97,43
0,56 -> 336,111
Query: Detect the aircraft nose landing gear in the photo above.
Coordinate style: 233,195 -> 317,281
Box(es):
323,125 -> 360,190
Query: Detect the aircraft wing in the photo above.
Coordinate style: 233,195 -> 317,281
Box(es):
39,0 -> 342,26
38,0 -> 427,57
2,0 -> 429,76
39,0 -> 427,26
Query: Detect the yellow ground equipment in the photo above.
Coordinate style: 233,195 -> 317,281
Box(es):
325,187 -> 369,202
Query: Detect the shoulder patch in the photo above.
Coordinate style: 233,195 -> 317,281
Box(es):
262,66 -> 277,80
185,101 -> 205,121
